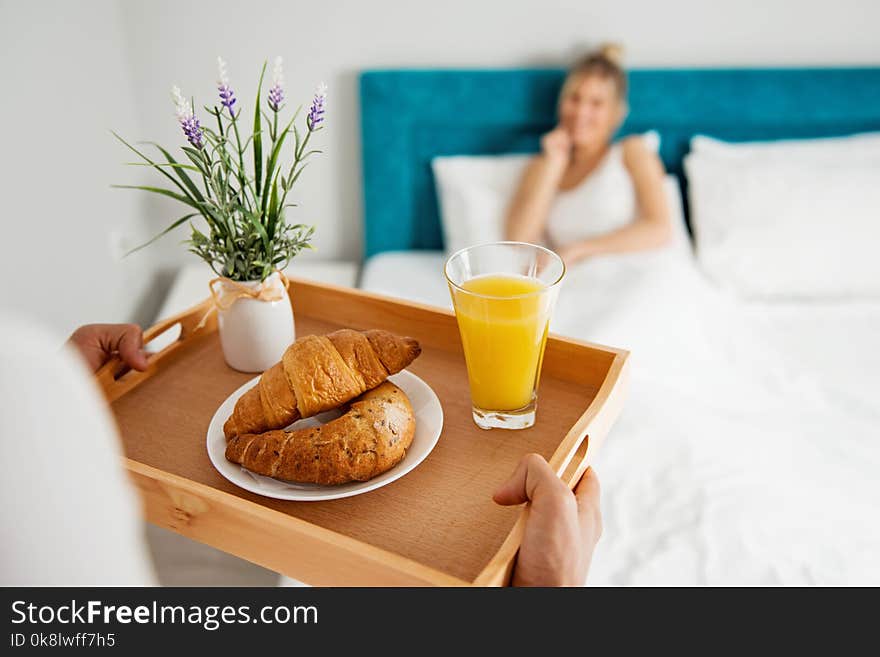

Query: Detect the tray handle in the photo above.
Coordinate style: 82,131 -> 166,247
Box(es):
474,353 -> 630,587
548,353 -> 630,489
94,297 -> 215,402
554,432 -> 592,490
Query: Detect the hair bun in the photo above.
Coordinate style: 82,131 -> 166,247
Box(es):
598,42 -> 625,65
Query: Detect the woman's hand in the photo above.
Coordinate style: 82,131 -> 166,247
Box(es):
494,453 -> 602,586
540,127 -> 573,165
505,128 -> 571,242
67,323 -> 149,374
556,241 -> 592,268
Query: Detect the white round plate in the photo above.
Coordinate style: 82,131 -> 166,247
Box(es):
206,370 -> 443,501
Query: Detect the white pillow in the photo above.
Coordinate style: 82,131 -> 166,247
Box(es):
692,132 -> 880,163
685,152 -> 880,299
432,154 -> 531,255
432,154 -> 689,255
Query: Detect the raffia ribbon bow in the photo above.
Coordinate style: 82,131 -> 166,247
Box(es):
196,270 -> 290,329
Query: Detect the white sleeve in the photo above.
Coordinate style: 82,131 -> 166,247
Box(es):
0,315 -> 156,585
642,130 -> 661,153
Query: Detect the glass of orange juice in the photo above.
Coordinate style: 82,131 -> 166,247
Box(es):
445,241 -> 565,430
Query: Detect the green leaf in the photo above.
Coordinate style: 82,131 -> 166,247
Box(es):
260,113 -> 296,217
110,184 -> 202,210
253,60 -> 267,199
245,209 -> 269,251
210,106 -> 226,139
148,142 -> 205,203
111,131 -> 198,204
123,161 -> 201,171
180,145 -> 208,162
287,162 -> 309,188
295,124 -> 313,160
242,132 -> 258,152
124,213 -> 198,256
267,176 -> 280,237
262,110 -> 274,139
179,146 -> 211,176
111,184 -> 225,235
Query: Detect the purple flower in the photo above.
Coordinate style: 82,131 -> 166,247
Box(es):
268,85 -> 284,111
216,57 -> 236,114
308,82 -> 327,130
171,85 -> 204,149
268,56 -> 284,112
180,114 -> 205,149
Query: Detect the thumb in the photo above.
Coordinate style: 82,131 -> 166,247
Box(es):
493,453 -> 563,506
116,324 -> 149,371
574,467 -> 601,520
573,467 -> 602,558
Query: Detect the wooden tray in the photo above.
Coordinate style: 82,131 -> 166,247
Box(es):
96,278 -> 629,586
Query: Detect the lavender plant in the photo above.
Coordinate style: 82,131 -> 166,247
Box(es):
113,57 -> 324,282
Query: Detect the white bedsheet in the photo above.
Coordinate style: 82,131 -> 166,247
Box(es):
361,249 -> 880,585
359,251 -> 451,309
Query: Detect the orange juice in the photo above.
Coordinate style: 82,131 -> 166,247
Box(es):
452,274 -> 551,411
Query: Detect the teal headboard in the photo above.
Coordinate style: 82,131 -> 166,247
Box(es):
359,67 -> 880,258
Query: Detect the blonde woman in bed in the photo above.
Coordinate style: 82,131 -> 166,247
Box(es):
505,44 -> 673,267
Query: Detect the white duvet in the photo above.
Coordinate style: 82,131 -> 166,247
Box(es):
360,249 -> 880,585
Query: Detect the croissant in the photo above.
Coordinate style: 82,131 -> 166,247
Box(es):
223,329 -> 420,439
225,381 -> 416,485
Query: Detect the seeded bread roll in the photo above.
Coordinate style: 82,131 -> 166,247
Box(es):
225,381 -> 416,485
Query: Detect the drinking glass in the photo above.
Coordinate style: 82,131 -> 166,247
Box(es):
445,242 -> 564,430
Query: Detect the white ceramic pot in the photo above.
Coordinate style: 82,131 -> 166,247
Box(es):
215,272 -> 295,373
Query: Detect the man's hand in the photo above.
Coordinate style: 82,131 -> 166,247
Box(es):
540,127 -> 573,165
493,453 -> 602,586
67,323 -> 149,374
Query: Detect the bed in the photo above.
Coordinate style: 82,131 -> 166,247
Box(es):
357,67 -> 880,585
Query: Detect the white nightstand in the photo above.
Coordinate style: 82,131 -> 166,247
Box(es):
147,260 -> 359,355
154,260 -> 360,322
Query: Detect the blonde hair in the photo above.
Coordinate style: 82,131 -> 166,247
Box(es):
559,43 -> 628,102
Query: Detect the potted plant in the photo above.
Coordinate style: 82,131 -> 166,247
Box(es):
114,57 -> 325,372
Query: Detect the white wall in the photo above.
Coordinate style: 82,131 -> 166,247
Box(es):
2,0 -> 879,330
120,0 -> 880,268
0,0 -> 162,334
